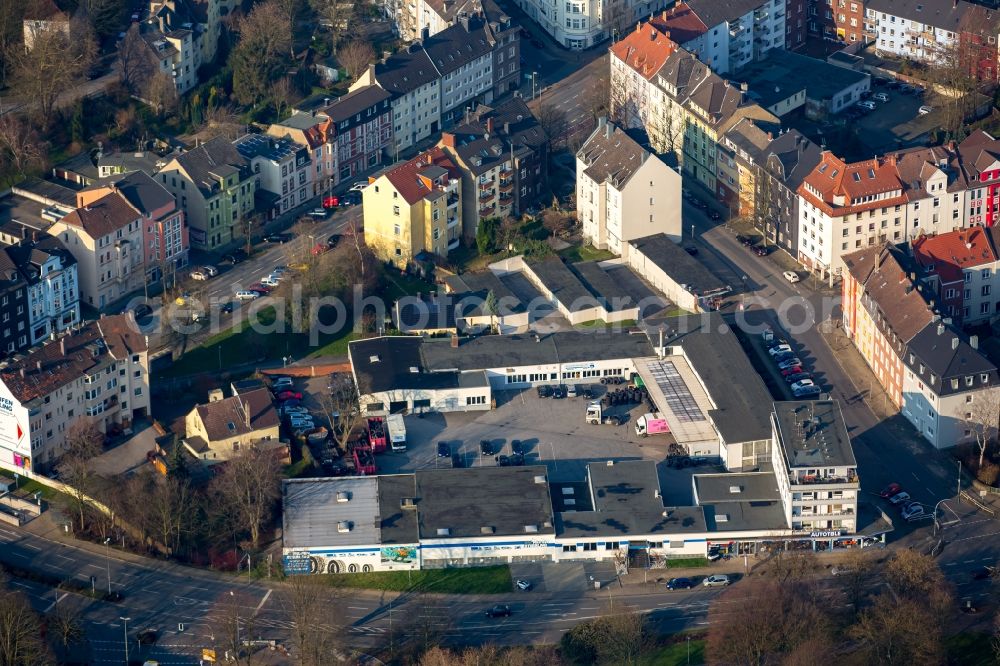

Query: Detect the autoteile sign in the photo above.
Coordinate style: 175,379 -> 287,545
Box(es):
809,530 -> 845,538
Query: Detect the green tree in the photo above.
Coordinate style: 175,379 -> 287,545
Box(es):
476,216 -> 499,255
70,101 -> 85,145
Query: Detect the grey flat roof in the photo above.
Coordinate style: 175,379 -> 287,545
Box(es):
773,400 -> 857,468
414,466 -> 555,539
458,370 -> 489,388
420,329 -> 655,371
377,474 -> 419,544
702,500 -> 787,532
527,256 -> 597,313
740,50 -> 868,106
652,313 -> 774,444
693,472 -> 782,504
556,461 -> 707,538
629,233 -> 728,295
572,261 -> 635,312
282,477 -> 380,549
445,270 -> 526,315
349,336 -> 463,394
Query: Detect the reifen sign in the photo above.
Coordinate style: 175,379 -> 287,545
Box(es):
0,396 -> 24,448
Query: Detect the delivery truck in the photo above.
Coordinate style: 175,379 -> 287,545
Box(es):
635,413 -> 670,437
386,414 -> 407,451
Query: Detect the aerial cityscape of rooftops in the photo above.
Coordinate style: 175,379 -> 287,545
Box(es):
3,0 -> 1000,663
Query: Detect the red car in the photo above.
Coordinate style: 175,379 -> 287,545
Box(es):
780,366 -> 803,377
248,283 -> 272,294
879,483 -> 902,499
311,243 -> 328,256
323,195 -> 338,208
276,391 -> 303,401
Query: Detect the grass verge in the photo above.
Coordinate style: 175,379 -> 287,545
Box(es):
559,244 -> 616,263
665,557 -> 710,569
639,639 -> 706,665
324,565 -> 512,594
945,632 -> 995,666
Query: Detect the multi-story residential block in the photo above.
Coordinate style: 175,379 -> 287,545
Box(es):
0,256 -> 30,354
22,0 -> 70,51
149,0 -> 232,69
866,0 -> 970,62
895,143 -> 969,239
809,0 -> 866,45
5,235 -> 80,347
351,12 -> 519,154
401,0 -> 511,43
656,0 -> 788,75
0,314 -> 149,474
266,113 -> 333,197
609,19 -> 679,130
957,130 -> 1000,228
320,86 -> 394,185
95,151 -> 166,180
439,97 -> 548,241
49,191 -> 146,310
958,6 -> 1000,83
785,0 -> 808,49
842,243 -> 935,408
796,152 -> 908,279
911,227 -> 1000,323
140,26 -> 199,94
234,134 -> 313,218
363,147 -> 463,267
91,171 -> 189,287
771,400 -> 860,534
157,137 -> 256,251
576,118 -> 682,255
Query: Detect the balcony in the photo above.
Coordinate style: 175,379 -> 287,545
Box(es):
447,216 -> 459,229
479,190 -> 494,202
448,237 -> 460,250
478,179 -> 495,191
730,24 -> 746,37
479,202 -> 496,216
499,178 -> 513,193
792,471 -> 859,486
499,191 -> 513,203
447,194 -> 459,209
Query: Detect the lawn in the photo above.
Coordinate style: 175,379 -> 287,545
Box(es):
946,632 -> 996,666
573,319 -> 638,329
16,479 -> 62,502
383,271 -> 437,301
639,639 -> 706,665
559,244 -> 616,263
665,557 -> 710,569
324,565 -> 512,594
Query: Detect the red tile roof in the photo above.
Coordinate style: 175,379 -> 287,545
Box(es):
611,18 -> 679,80
797,151 -> 906,217
652,3 -> 709,44
911,227 -> 999,284
193,387 -> 279,442
60,191 -> 140,239
383,147 -> 461,206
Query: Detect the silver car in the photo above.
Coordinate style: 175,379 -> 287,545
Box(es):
703,574 -> 731,587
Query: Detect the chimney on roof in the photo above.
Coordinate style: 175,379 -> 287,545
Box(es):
662,9 -> 667,19
59,337 -> 65,356
34,361 -> 41,372
952,336 -> 960,350
972,334 -> 979,349
486,117 -> 494,134
19,368 -> 24,379
605,121 -> 612,139
938,323 -> 946,336
503,121 -> 509,135
244,398 -> 251,429
440,132 -> 456,148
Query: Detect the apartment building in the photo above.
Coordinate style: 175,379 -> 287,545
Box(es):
957,130 -> 1000,228
351,12 -> 519,154
911,227 -> 1000,324
266,113 -> 333,197
809,0 -> 866,45
4,235 -> 80,348
842,243 -> 935,408
87,171 -> 189,289
958,6 -> 1000,83
234,134 -> 313,218
576,118 -> 682,255
509,0 -> 662,49
439,97 -> 548,241
157,137 -> 256,251
0,314 -> 149,475
866,0 -> 970,62
785,0 -> 808,49
141,26 -> 199,95
796,152 -> 908,279
609,19 -> 679,131
320,86 -> 395,185
363,147 -> 463,267
49,192 -> 146,310
22,0 -> 71,50
895,143 -> 969,239
402,0 -> 512,44
149,0 -> 231,69
771,400 -> 860,534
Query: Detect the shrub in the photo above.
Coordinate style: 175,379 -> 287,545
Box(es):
977,462 -> 999,486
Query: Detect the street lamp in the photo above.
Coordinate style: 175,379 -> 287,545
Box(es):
230,591 -> 240,650
103,537 -> 112,595
531,71 -> 538,101
687,635 -> 691,664
120,616 -> 131,664
956,459 -> 962,498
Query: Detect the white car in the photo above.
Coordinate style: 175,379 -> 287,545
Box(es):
703,574 -> 731,587
918,105 -> 933,115
790,379 -> 815,392
272,377 -> 294,389
515,579 -> 532,591
888,491 -> 911,505
902,503 -> 925,520
856,100 -> 876,111
783,271 -> 800,283
349,181 -> 369,192
189,268 -> 208,281
203,265 -> 218,277
260,276 -> 280,288
768,344 -> 793,357
873,92 -> 890,102
234,290 -> 259,301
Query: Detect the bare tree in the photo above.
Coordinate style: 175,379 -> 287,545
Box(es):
883,549 -> 952,613
0,115 -> 47,187
321,374 -> 364,450
231,0 -> 292,108
210,446 -> 281,548
116,23 -> 153,94
201,103 -> 246,141
535,103 -> 569,151
286,576 -> 343,665
0,579 -> 53,665
210,588 -> 261,666
339,39 -> 376,81
839,548 -> 877,613
147,476 -> 193,555
955,388 -> 1000,470
849,595 -> 943,665
585,70 -> 610,121
56,419 -> 105,531
46,601 -> 84,657
144,71 -> 179,117
271,76 -> 295,120
0,0 -> 24,88
767,549 -> 817,583
9,21 -> 96,126
310,0 -> 348,54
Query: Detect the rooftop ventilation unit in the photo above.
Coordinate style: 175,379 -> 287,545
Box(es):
337,521 -> 352,533
400,497 -> 416,510
534,475 -> 546,484
524,524 -> 539,533
716,514 -> 729,523
436,528 -> 451,536
480,526 -> 495,534
729,485 -> 742,494
336,491 -> 350,503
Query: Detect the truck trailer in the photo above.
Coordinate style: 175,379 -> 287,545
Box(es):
635,413 -> 669,437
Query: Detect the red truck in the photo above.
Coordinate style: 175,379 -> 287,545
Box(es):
367,416 -> 388,453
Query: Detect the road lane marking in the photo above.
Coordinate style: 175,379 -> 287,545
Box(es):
21,543 -> 40,550
347,606 -> 369,610
43,592 -> 68,613
254,589 -> 272,612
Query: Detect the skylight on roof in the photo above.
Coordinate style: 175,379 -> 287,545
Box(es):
818,163 -> 828,173
830,169 -> 839,178
852,172 -> 861,181
868,168 -> 876,179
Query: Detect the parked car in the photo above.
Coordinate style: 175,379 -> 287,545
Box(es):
879,483 -> 902,498
485,604 -> 511,618
790,379 -> 815,392
136,629 -> 158,645
248,283 -> 272,295
684,246 -> 699,256
437,441 -> 450,458
552,385 -> 567,399
537,385 -> 553,398
349,181 -> 370,192
972,566 -> 996,581
737,234 -> 754,246
768,344 -> 793,357
480,440 -> 493,455
327,234 -> 341,249
515,579 -> 532,591
773,351 -> 798,364
753,245 -> 770,256
902,503 -> 925,520
567,384 -> 578,398
781,367 -> 805,378
793,385 -> 821,398
784,372 -> 812,384
234,290 -> 259,301
276,391 -> 303,401
221,250 -> 246,265
783,271 -> 801,283
271,376 -> 294,389
260,276 -> 280,288
511,439 -> 525,455
132,303 -> 153,319
918,105 -> 933,115
873,92 -> 890,102
778,358 -> 803,371
703,574 -> 731,587
856,101 -> 876,111
767,338 -> 790,350
341,191 -> 361,205
264,233 -> 293,244
190,268 -> 208,281
888,491 -> 911,505
667,577 -> 694,590
323,195 -> 339,208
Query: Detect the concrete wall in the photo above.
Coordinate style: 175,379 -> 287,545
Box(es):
361,384 -> 493,414
624,250 -> 702,313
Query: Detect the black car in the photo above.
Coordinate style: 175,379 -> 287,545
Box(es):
552,385 -> 567,399
486,604 -> 512,618
767,338 -> 790,350
220,301 -> 235,314
327,234 -> 341,249
341,191 -> 361,206
136,629 -> 158,645
737,234 -> 754,246
264,233 -> 293,244
784,372 -> 812,384
511,439 -> 524,455
666,577 -> 694,590
972,566 -> 996,581
221,249 -> 247,265
509,453 -> 525,466
480,439 -> 493,455
753,245 -> 770,256
437,441 -> 450,458
684,246 -> 698,256
709,210 -> 721,220
496,454 -> 512,467
537,385 -> 553,398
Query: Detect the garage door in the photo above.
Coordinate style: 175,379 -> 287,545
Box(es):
389,401 -> 408,413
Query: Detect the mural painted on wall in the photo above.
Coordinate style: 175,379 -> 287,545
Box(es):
381,546 -> 417,564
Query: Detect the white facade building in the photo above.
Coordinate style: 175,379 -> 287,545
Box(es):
866,0 -> 970,63
577,118 -> 682,256
19,238 -> 80,346
234,134 -> 314,216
